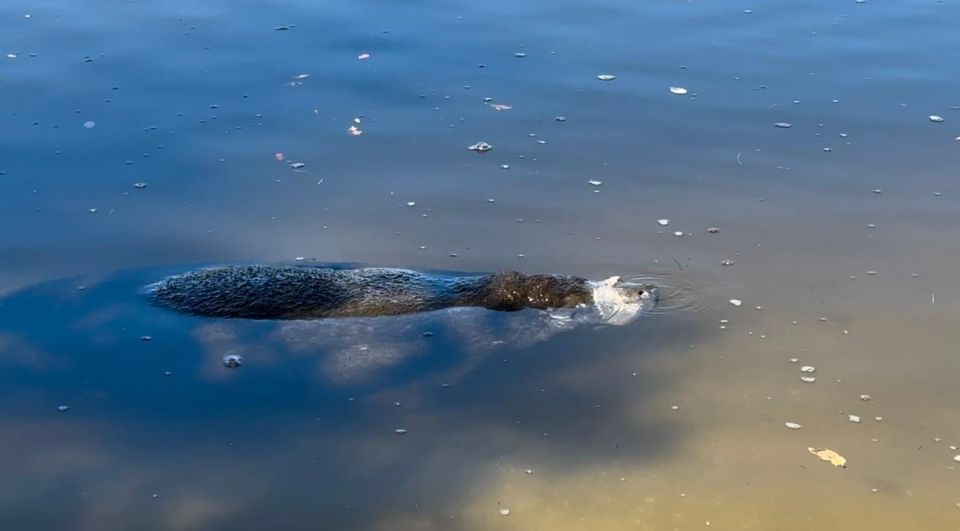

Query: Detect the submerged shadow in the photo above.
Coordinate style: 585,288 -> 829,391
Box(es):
0,266 -> 713,530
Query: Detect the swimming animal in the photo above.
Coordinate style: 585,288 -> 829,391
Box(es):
147,265 -> 655,323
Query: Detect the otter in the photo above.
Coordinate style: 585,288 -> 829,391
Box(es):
147,265 -> 654,321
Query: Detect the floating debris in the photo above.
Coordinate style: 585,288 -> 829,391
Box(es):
801,376 -> 816,383
467,141 -> 493,153
222,354 -> 243,368
775,122 -> 792,128
657,218 -> 670,226
83,120 -> 96,129
729,299 -> 743,307
555,115 -> 567,122
800,366 -> 816,373
140,335 -> 153,341
498,508 -> 511,516
707,227 -> 720,233
587,179 -> 603,186
394,428 -> 408,435
859,394 -> 872,401
290,162 -> 305,169
513,52 -> 527,58
57,405 -> 70,412
785,422 -> 802,430
357,53 -> 370,60
929,115 -> 944,123
488,103 -> 512,111
808,447 -> 847,468
406,201 -> 416,207
673,231 -> 684,237
275,152 -> 284,161
597,74 -> 616,81
287,73 -> 309,86
347,117 -> 363,136
669,86 -> 688,95
849,414 -> 861,423
721,259 -> 735,267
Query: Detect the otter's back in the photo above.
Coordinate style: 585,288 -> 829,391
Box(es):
148,265 -> 487,319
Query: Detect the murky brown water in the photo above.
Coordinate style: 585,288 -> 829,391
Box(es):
2,0 -> 960,529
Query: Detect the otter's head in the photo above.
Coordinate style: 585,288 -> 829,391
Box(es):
590,276 -> 658,325
612,281 -> 658,305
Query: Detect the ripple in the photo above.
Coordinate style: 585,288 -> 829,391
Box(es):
614,273 -> 711,314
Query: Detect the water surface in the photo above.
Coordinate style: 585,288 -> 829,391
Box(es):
2,0 -> 960,529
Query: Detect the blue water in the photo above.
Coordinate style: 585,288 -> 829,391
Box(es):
3,0 -> 960,529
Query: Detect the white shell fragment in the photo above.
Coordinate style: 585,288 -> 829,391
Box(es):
347,117 -> 363,136
467,141 -> 493,152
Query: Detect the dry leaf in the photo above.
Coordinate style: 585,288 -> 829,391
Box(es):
808,447 -> 847,468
